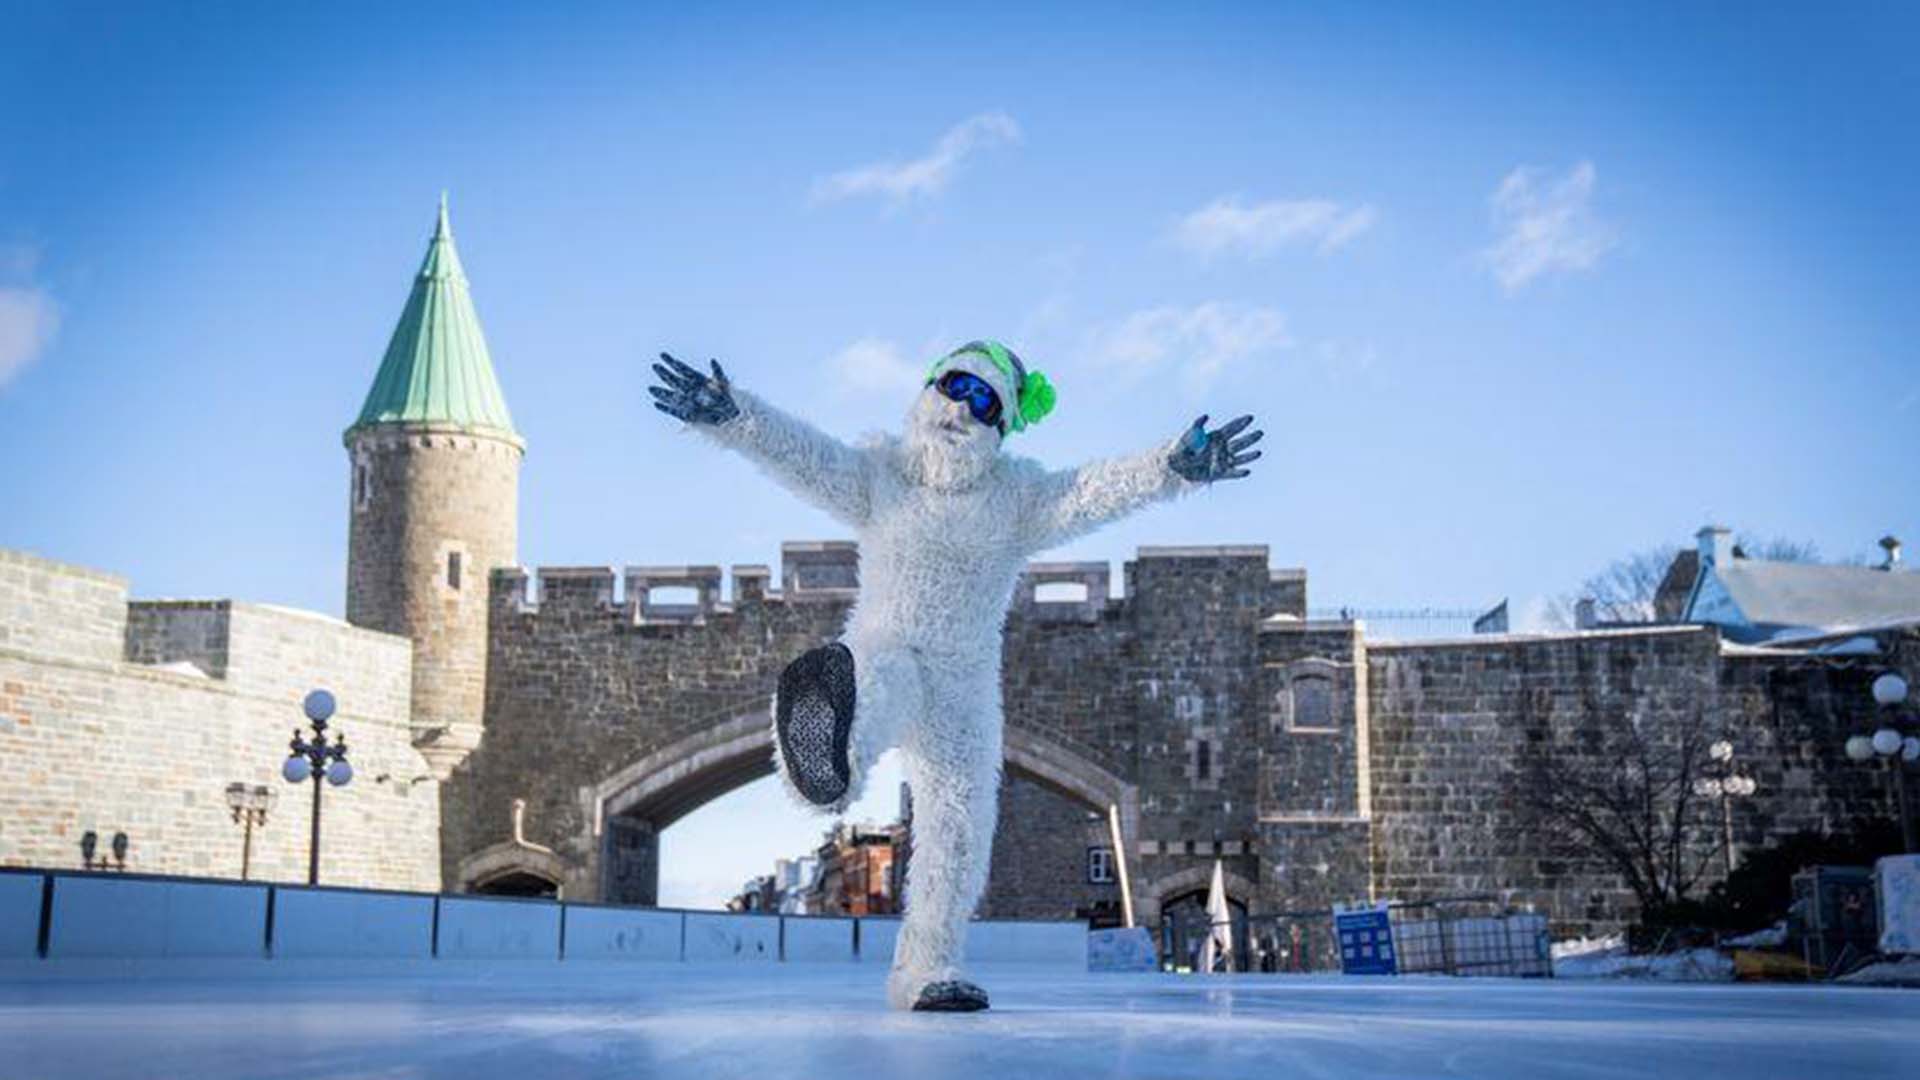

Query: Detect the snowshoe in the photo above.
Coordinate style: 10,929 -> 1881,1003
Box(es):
775,642 -> 855,806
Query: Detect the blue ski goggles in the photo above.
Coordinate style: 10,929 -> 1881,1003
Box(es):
932,369 -> 1005,433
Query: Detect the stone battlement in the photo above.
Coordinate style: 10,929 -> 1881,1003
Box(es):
485,542 -> 1308,625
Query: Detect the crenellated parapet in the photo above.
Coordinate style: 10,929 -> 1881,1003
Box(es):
488,542 -> 1308,627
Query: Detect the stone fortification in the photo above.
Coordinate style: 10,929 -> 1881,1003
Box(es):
449,539 -> 1910,937
0,548 -> 439,891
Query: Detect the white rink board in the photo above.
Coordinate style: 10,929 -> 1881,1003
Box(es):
683,912 -> 779,962
856,917 -> 900,963
436,896 -> 560,961
0,874 -> 41,958
781,916 -> 854,962
1879,854 -> 1920,955
966,920 -> 1085,966
49,877 -> 267,959
562,906 -> 682,962
273,887 -> 433,959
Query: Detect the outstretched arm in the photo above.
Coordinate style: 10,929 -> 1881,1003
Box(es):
1019,414 -> 1263,552
649,353 -> 873,527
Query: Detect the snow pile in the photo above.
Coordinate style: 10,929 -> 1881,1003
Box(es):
1837,956 -> 1920,987
1551,936 -> 1734,981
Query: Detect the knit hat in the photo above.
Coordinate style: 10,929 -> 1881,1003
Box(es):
924,339 -> 1056,435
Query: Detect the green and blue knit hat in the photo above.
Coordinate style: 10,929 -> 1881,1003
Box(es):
924,339 -> 1056,435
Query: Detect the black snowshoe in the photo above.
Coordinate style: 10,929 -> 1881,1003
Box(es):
775,642 -> 855,806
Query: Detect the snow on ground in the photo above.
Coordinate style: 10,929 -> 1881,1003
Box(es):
1551,937 -> 1736,982
1840,956 -> 1920,987
2,965 -> 1916,1079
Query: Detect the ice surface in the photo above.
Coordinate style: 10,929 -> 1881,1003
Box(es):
2,965 -> 1916,1079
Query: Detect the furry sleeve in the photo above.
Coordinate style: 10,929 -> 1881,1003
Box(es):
697,389 -> 874,527
1016,441 -> 1195,552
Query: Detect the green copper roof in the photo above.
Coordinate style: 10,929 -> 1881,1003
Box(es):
349,196 -> 519,442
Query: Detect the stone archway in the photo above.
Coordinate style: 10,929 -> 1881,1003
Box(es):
1136,863 -> 1260,929
582,708 -> 1143,908
458,842 -> 568,898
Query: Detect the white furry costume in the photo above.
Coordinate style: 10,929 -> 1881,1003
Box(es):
694,376 -> 1200,1009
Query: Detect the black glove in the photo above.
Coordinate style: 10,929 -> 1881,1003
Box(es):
1168,414 -> 1263,483
649,353 -> 740,425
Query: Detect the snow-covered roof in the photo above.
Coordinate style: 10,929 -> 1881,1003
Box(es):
1706,560 -> 1920,643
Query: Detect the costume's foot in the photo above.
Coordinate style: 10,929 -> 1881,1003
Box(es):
775,643 -> 855,806
911,980 -> 990,1013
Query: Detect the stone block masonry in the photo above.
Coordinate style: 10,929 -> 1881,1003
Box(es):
0,549 -> 440,892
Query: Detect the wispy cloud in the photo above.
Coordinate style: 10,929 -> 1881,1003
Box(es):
1480,161 -> 1617,292
1172,196 -> 1377,258
0,247 -> 58,390
1089,301 -> 1291,392
810,112 -> 1021,207
826,336 -> 923,397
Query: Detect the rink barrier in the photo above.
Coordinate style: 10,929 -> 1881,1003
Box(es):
0,867 -> 1088,976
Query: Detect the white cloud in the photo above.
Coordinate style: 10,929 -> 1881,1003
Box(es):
810,112 -> 1021,207
827,336 -> 923,397
1173,196 -> 1377,258
1480,161 -> 1617,292
0,284 -> 58,390
1090,301 -> 1292,392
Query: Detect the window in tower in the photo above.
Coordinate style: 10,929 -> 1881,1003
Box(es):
447,551 -> 463,591
353,460 -> 373,510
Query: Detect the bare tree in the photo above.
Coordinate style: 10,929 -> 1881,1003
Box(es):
1548,534 -> 1824,628
1511,705 -> 1727,917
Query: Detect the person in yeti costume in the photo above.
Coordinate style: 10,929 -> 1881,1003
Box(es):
649,341 -> 1261,1011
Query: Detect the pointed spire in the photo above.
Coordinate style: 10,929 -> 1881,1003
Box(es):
348,197 -> 520,445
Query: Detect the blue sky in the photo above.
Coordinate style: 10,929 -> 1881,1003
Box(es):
3,2 -> 1916,906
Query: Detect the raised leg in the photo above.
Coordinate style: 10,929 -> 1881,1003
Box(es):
888,696 -> 1003,1011
772,641 -> 923,815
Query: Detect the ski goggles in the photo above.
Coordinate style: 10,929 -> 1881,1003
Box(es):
933,369 -> 1005,433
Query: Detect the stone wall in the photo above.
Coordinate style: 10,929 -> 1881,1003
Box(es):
1364,626 -> 1910,935
0,548 -> 438,891
980,773 -> 1120,920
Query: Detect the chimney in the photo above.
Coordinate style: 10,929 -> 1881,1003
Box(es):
1696,525 -> 1734,568
1881,535 -> 1903,571
1575,598 -> 1597,629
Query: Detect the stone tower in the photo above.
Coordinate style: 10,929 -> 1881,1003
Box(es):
345,196 -> 523,778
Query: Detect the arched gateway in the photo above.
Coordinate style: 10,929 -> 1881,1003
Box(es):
582,707 -> 1141,907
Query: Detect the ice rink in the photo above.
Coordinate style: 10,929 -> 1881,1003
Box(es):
2,966 -> 1916,1079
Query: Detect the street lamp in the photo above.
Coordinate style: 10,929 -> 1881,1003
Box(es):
1694,739 -> 1758,875
282,689 -> 353,885
1848,671 -> 1918,853
224,782 -> 277,881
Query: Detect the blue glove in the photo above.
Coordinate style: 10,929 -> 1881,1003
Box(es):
1168,414 -> 1263,483
649,353 -> 740,425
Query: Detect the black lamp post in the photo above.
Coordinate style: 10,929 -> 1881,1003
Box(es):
224,782 -> 277,881
282,689 -> 353,885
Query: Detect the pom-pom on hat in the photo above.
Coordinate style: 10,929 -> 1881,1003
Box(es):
925,339 -> 1056,435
